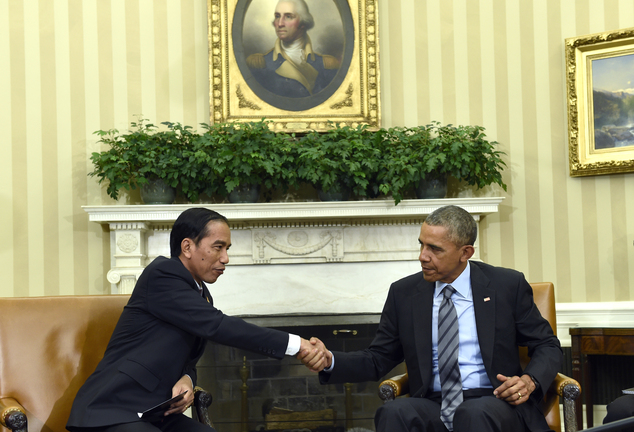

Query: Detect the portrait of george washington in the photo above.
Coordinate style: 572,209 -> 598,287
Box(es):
233,0 -> 354,111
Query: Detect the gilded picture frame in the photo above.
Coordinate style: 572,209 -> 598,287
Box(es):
207,0 -> 380,131
566,27 -> 634,177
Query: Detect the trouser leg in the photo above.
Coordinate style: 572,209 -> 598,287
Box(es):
154,414 -> 216,432
604,395 -> 634,424
70,414 -> 216,432
72,422 -> 160,432
453,396 -> 525,432
375,398 -> 448,432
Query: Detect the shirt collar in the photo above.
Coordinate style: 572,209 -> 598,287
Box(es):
434,261 -> 471,300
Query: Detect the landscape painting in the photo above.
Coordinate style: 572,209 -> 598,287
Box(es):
565,27 -> 634,176
592,53 -> 634,150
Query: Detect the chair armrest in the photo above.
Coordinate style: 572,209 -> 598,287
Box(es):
193,387 -> 213,428
0,398 -> 27,432
549,372 -> 581,400
378,373 -> 409,403
549,373 -> 581,432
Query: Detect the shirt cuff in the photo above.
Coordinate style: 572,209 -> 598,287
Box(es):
286,333 -> 301,356
322,351 -> 335,373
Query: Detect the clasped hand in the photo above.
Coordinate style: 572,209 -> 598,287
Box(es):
297,337 -> 332,372
493,373 -> 536,406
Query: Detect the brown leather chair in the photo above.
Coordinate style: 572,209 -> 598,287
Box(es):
0,295 -> 212,432
378,282 -> 581,432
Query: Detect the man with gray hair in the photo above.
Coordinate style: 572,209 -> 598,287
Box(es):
247,0 -> 340,97
302,205 -> 562,432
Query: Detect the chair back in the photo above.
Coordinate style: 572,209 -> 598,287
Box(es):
0,295 -> 130,432
519,282 -> 560,432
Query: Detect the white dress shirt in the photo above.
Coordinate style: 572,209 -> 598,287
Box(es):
431,263 -> 492,391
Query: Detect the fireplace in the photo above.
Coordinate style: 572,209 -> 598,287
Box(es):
83,199 -> 504,431
196,321 -> 406,432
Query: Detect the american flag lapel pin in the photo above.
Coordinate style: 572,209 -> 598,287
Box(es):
484,297 -> 491,302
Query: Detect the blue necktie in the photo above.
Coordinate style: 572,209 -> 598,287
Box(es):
438,285 -> 463,431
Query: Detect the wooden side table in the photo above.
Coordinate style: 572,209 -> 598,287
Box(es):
569,327 -> 634,429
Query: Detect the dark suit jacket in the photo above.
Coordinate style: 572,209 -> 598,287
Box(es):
67,256 -> 289,429
319,261 -> 562,431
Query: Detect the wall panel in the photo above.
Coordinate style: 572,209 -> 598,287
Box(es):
2,0 -> 634,304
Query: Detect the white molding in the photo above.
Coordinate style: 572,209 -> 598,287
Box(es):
82,197 -> 505,223
556,301 -> 634,347
83,198 -> 504,303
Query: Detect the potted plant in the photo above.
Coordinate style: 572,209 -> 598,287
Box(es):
417,122 -> 507,198
203,119 -> 299,203
374,125 -> 431,204
89,119 -> 197,204
297,123 -> 382,201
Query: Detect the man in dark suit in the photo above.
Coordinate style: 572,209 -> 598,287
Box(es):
67,208 -> 327,432
302,205 -> 562,432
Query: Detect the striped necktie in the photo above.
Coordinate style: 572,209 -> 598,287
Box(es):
438,285 -> 463,431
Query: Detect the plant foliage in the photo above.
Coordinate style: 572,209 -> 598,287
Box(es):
89,119 -> 191,200
425,122 -> 507,191
297,123 -> 382,197
89,118 -> 507,205
204,119 -> 298,197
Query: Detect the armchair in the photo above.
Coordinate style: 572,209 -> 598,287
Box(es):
378,282 -> 581,432
0,295 -> 213,432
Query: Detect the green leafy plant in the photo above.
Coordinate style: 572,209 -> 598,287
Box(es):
89,119 -> 197,200
89,117 -> 507,205
375,125 -> 431,204
424,122 -> 507,191
203,119 -> 299,199
297,123 -> 382,199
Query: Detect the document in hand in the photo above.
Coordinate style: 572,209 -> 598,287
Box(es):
137,391 -> 188,419
622,387 -> 634,395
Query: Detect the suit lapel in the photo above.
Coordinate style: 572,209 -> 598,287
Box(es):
470,262 -> 496,375
188,284 -> 212,361
412,276 -> 434,395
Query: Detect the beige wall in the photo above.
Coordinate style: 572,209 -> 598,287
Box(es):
2,0 -> 634,303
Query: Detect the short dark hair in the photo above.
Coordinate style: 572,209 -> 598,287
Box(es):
170,208 -> 229,257
424,205 -> 477,247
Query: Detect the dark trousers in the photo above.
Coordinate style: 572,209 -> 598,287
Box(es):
604,394 -> 634,424
69,414 -> 215,432
375,390 -> 526,432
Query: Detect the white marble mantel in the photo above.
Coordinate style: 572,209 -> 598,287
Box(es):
83,197 -> 504,317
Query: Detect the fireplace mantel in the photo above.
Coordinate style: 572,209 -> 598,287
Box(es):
84,197 -> 504,316
83,197 -> 504,223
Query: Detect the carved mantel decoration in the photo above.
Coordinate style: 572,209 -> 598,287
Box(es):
84,198 -> 503,317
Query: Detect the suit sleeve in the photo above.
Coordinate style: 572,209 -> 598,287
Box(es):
320,285 -> 404,384
145,260 -> 289,360
514,276 -> 562,400
183,362 -> 197,387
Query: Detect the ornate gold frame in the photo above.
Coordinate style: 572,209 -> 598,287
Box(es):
207,0 -> 380,131
566,27 -> 634,177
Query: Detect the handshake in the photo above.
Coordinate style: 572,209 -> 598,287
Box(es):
297,337 -> 332,372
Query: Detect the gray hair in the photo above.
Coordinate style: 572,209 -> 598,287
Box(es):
275,0 -> 315,31
424,205 -> 477,247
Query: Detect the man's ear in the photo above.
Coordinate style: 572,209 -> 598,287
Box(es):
181,238 -> 194,259
460,245 -> 475,262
